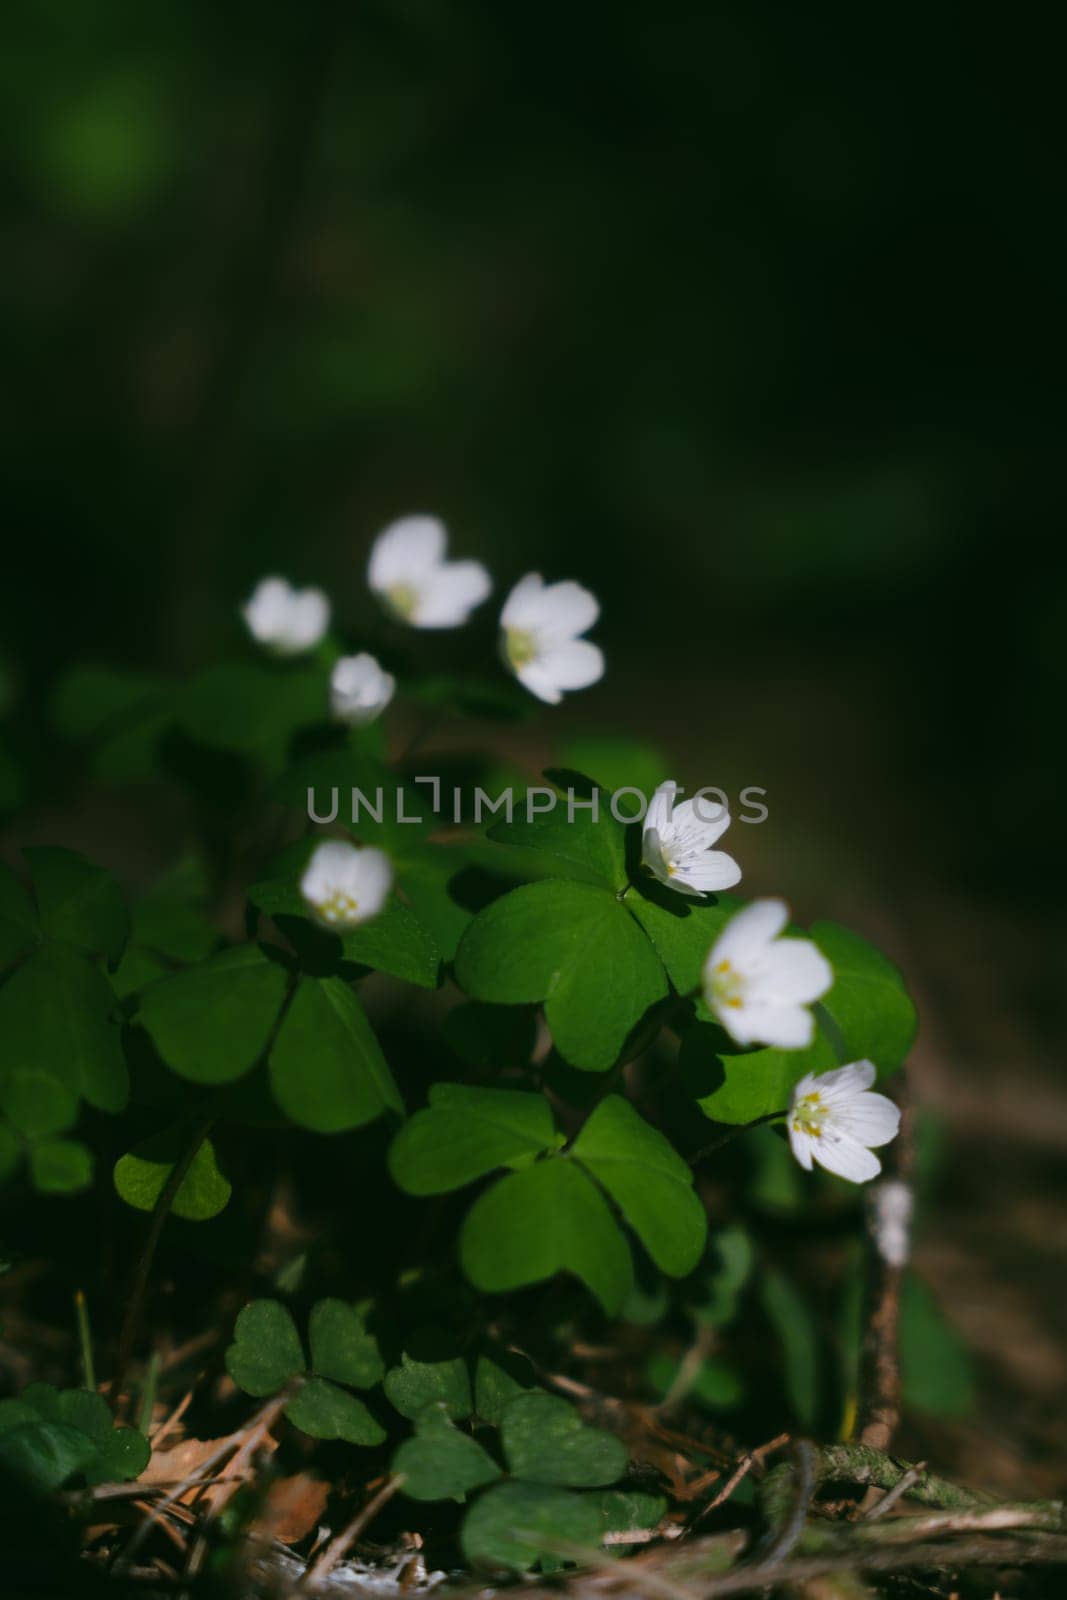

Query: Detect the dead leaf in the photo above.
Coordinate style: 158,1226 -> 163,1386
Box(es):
141,1432 -> 278,1508
257,1473 -> 330,1544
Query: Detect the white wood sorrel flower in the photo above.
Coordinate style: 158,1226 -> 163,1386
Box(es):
329,652 -> 396,727
500,573 -> 604,704
788,1061 -> 900,1182
300,840 -> 392,932
642,780 -> 741,897
367,515 -> 491,628
702,898 -> 832,1048
242,577 -> 330,656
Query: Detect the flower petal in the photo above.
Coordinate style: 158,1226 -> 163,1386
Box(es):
412,560 -> 491,627
752,938 -> 833,1006
809,1060 -> 877,1102
514,658 -> 563,704
368,515 -> 446,589
833,1091 -> 901,1148
675,852 -> 742,893
535,638 -> 604,692
709,898 -> 790,969
790,1071 -> 818,1106
812,1131 -> 882,1184
525,578 -> 600,641
301,840 -> 362,900
500,572 -> 546,630
732,1001 -> 815,1050
641,827 -> 672,885
670,795 -> 731,849
288,590 -> 330,649
644,780 -> 678,841
788,1123 -> 816,1171
350,847 -> 394,917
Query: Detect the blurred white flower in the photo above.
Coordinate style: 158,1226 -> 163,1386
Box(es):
329,652 -> 396,727
788,1060 -> 900,1183
500,573 -> 604,704
300,840 -> 392,931
367,515 -> 491,628
242,577 -> 329,656
642,780 -> 740,897
702,898 -> 832,1048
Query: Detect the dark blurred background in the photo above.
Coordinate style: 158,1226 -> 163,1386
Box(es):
1,0 -> 1065,1488
3,0 -> 1066,958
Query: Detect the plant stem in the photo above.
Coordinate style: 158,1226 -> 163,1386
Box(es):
138,1349 -> 162,1435
108,1108 -> 217,1414
688,1111 -> 786,1167
74,1288 -> 95,1392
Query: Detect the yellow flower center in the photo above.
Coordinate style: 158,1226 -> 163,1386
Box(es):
711,958 -> 745,1010
504,627 -> 538,669
317,889 -> 358,926
385,583 -> 419,621
791,1091 -> 829,1138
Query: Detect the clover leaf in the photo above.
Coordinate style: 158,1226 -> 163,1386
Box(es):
680,1019 -> 838,1126
0,943 -> 127,1137
485,772 -> 628,891
461,1482 -> 603,1572
268,976 -> 402,1132
460,1158 -> 634,1315
570,1096 -> 707,1277
499,1392 -> 626,1487
136,945 -> 288,1085
28,1138 -> 95,1195
0,1384 -> 149,1489
389,1375 -> 635,1571
473,1353 -> 536,1426
393,1401 -> 501,1500
23,846 -> 129,970
387,1083 -> 559,1195
810,921 -> 918,1076
0,860 -> 39,968
627,887 -> 739,996
384,1347 -> 472,1421
179,661 -> 327,766
249,875 -> 441,990
225,1299 -> 385,1446
114,1127 -> 232,1221
307,1298 -> 386,1389
390,1091 -> 706,1313
454,880 -> 668,1071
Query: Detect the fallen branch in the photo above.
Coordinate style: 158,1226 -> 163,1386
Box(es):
299,1473 -> 405,1591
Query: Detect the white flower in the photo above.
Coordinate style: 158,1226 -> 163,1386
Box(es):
500,573 -> 604,704
329,652 -> 396,727
242,576 -> 329,656
642,780 -> 741,897
367,515 -> 491,628
702,898 -> 832,1049
788,1060 -> 900,1183
300,840 -> 392,931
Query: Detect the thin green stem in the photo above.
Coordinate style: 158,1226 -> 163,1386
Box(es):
74,1289 -> 95,1393
138,1350 -> 161,1435
688,1110 -> 786,1168
108,1107 -> 218,1414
